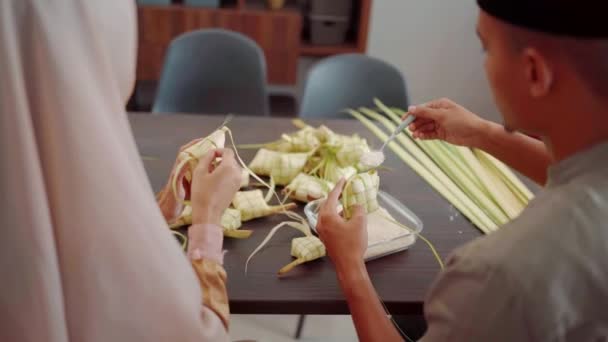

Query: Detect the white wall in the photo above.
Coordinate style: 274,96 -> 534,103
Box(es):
367,0 -> 502,122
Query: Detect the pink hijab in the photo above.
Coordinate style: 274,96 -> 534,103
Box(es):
0,1 -> 228,341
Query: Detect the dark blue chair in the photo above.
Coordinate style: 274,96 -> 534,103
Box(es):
153,29 -> 269,116
300,54 -> 409,119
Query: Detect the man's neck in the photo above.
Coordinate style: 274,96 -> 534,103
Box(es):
543,113 -> 608,163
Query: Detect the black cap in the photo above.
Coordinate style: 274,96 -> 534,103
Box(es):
477,0 -> 608,39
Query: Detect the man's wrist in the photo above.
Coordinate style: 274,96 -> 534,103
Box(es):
471,118 -> 498,150
335,259 -> 369,298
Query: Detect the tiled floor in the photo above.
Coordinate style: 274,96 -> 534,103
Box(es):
230,315 -> 358,342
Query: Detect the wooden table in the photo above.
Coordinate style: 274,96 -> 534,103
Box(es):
129,113 -> 482,315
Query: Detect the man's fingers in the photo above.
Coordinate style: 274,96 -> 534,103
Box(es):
320,178 -> 346,218
425,98 -> 452,109
413,131 -> 439,140
408,104 -> 442,121
410,118 -> 434,131
326,178 -> 346,207
408,98 -> 452,121
413,122 -> 437,133
349,205 -> 367,223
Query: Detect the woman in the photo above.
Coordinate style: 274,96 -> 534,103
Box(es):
0,1 -> 239,341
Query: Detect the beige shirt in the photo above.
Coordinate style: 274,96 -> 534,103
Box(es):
421,142 -> 608,342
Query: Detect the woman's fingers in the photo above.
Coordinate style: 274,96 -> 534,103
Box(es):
196,149 -> 220,174
179,138 -> 204,152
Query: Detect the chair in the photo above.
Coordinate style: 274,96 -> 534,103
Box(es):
299,54 -> 409,119
153,29 -> 269,116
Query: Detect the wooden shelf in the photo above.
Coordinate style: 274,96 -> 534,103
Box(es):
300,43 -> 361,57
136,0 -> 372,85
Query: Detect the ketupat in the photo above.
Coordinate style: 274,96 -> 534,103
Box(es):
248,149 -> 309,185
248,149 -> 281,176
232,190 -> 297,221
168,206 -> 252,239
246,219 -> 326,276
335,135 -> 371,169
341,171 -> 381,219
240,169 -> 250,188
171,128 -> 228,202
247,126 -> 321,153
323,162 -> 357,184
221,208 -> 253,239
278,236 -> 326,275
157,128 -> 229,224
271,152 -> 309,185
284,173 -> 334,202
282,126 -> 321,152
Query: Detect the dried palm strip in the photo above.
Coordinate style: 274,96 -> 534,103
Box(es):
347,109 -> 496,234
367,106 -> 508,225
457,147 -> 525,219
388,104 -> 533,211
232,190 -> 297,222
475,149 -> 534,203
371,101 -> 509,230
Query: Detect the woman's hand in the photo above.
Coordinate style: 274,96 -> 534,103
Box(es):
191,148 -> 242,226
157,138 -> 204,221
316,179 -> 368,271
407,98 -> 489,147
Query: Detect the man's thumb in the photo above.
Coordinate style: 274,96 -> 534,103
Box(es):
350,205 -> 367,222
408,103 -> 441,121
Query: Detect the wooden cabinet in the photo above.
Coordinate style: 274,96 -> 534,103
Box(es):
136,0 -> 371,85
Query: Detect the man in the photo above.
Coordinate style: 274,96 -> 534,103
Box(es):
317,1 -> 608,341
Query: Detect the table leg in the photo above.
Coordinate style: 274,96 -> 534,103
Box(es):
294,314 -> 306,339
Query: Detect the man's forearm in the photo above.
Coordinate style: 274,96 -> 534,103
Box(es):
336,261 -> 403,342
474,120 -> 552,185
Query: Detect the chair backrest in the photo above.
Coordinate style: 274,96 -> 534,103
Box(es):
299,54 -> 409,119
153,29 -> 269,116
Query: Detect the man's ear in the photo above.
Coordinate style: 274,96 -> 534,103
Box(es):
523,47 -> 554,97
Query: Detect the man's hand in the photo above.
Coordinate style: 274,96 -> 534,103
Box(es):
191,148 -> 242,226
316,179 -> 368,271
316,182 -> 403,342
407,98 -> 489,147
